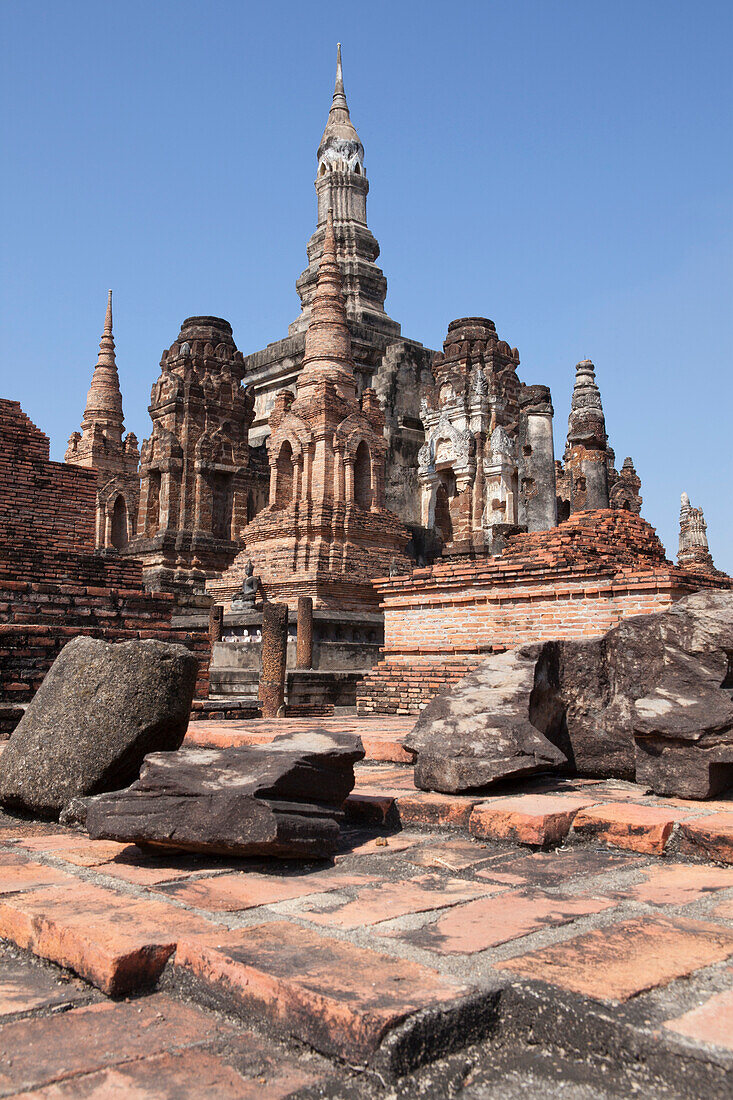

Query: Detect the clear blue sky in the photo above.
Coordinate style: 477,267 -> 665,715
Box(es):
2,0 -> 731,571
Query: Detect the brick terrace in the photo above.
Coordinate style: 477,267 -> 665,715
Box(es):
0,717 -> 730,1097
358,511 -> 732,714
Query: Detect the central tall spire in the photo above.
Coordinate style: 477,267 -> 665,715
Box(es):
298,209 -> 357,399
289,44 -> 400,339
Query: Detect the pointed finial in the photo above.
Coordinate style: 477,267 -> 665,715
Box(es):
331,42 -> 348,112
335,43 -> 343,94
104,289 -> 113,335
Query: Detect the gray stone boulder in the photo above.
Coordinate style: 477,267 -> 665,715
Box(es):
405,647 -> 567,793
85,731 -> 365,859
532,590 -> 733,798
0,637 -> 198,818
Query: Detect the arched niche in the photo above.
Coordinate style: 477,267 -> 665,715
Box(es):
110,494 -> 128,550
353,440 -> 372,509
275,441 -> 295,508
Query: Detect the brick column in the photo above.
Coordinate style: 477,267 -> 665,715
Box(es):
208,604 -> 223,644
296,596 -> 314,669
259,601 -> 288,718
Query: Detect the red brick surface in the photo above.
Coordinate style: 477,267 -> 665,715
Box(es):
174,922 -> 466,1060
469,794 -> 597,847
500,916 -> 733,1000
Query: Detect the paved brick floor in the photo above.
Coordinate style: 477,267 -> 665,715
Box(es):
0,716 -> 730,1096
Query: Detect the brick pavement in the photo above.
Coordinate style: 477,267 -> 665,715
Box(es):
0,716 -> 730,1096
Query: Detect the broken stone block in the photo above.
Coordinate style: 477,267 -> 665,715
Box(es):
0,637 -> 198,819
532,590 -> 733,798
85,731 -> 365,859
404,648 -> 567,793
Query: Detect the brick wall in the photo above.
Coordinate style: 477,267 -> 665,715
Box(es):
357,510 -> 732,715
0,400 -> 97,554
0,401 -> 212,731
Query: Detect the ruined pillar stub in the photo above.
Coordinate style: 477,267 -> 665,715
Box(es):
518,385 -> 557,532
296,596 -> 314,670
259,601 -> 289,718
208,604 -> 224,644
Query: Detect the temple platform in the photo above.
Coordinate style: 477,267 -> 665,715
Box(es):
0,713 -> 731,1097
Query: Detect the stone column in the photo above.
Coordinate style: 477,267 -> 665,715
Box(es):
259,601 -> 288,718
208,604 -> 223,644
518,385 -> 558,531
296,596 -> 314,669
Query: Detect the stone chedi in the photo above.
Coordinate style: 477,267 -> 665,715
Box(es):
0,637 -> 198,818
417,318 -> 558,556
555,360 -> 642,521
678,493 -> 718,575
240,45 -> 436,528
86,731 -> 365,859
125,316 -> 256,592
209,210 -> 410,611
65,291 -> 140,550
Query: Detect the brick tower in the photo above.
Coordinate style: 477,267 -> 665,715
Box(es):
209,210 -> 410,611
125,316 -> 256,592
65,291 -> 140,550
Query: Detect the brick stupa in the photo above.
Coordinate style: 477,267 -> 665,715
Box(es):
209,210 -> 410,611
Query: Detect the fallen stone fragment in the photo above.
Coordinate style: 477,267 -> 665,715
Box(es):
86,731 -> 365,859
0,637 -> 198,819
532,590 -> 733,797
404,647 -> 567,793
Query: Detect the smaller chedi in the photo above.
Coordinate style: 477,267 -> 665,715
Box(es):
65,291 -> 140,550
209,210 -> 410,611
417,318 -> 558,556
678,493 -> 719,575
125,316 -> 256,592
555,359 -> 642,522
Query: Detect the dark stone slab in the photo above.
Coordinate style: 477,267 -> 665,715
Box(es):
0,637 -> 198,819
405,648 -> 566,793
532,590 -> 733,798
86,731 -> 365,859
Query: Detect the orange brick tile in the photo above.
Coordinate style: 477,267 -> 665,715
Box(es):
0,994 -> 235,1095
174,921 -> 466,1060
679,813 -> 733,865
469,794 -> 599,847
157,868 -> 373,911
381,889 -> 613,953
609,864 -> 733,906
499,916 -> 733,1001
663,988 -> 733,1050
301,873 -> 497,929
395,790 -> 479,828
0,882 -> 226,995
571,802 -> 686,854
0,852 -> 75,894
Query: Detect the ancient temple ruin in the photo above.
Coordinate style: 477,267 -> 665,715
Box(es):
6,42 -> 726,723
65,292 -> 140,550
